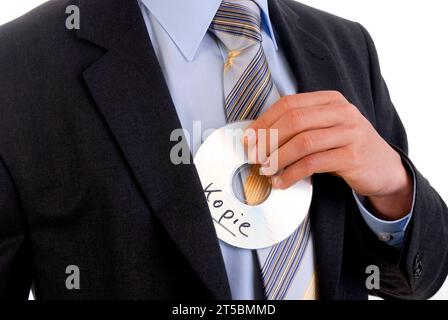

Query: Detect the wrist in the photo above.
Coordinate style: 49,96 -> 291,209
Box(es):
368,164 -> 413,220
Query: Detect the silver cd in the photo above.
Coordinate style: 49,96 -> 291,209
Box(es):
194,121 -> 313,249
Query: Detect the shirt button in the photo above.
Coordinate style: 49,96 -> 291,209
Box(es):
378,233 -> 392,242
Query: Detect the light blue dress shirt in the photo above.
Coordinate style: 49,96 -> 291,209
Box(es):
138,0 -> 414,299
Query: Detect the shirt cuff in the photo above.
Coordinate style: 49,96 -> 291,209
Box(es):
352,167 -> 417,249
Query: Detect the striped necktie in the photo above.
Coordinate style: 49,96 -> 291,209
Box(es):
209,0 -> 314,300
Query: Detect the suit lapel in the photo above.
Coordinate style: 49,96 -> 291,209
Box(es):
78,0 -> 231,300
269,0 -> 348,300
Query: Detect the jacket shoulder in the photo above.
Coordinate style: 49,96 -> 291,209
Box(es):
0,0 -> 100,153
280,0 -> 368,51
0,0 -> 77,49
0,0 -> 86,77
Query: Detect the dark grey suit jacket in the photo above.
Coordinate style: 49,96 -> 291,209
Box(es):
0,0 -> 447,300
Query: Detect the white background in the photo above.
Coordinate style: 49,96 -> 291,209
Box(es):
0,0 -> 447,300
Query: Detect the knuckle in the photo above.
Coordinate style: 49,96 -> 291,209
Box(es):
298,133 -> 314,152
302,155 -> 316,176
339,102 -> 351,112
281,95 -> 295,112
336,103 -> 360,119
346,103 -> 361,116
289,109 -> 304,130
327,90 -> 344,101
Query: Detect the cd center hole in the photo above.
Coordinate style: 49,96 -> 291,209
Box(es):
231,163 -> 272,206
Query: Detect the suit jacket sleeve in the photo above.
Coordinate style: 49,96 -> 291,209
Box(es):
0,154 -> 32,300
353,23 -> 448,300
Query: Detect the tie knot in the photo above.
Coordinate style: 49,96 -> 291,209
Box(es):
210,0 -> 262,51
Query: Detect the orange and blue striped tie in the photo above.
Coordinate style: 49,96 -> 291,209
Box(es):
209,0 -> 279,121
210,0 -> 314,300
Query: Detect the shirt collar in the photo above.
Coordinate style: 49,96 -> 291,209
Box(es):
140,0 -> 279,62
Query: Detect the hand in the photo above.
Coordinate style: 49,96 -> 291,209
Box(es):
244,91 -> 413,220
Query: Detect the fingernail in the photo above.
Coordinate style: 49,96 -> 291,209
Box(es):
271,176 -> 282,189
261,158 -> 270,167
259,166 -> 273,176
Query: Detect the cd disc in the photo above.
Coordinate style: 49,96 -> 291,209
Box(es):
194,121 -> 313,249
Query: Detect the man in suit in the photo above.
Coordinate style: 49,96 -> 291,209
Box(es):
0,0 -> 447,300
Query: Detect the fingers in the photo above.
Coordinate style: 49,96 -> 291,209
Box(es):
245,91 -> 347,134
271,147 -> 350,190
261,126 -> 353,175
240,91 -> 362,188
267,103 -> 350,149
245,103 -> 355,164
